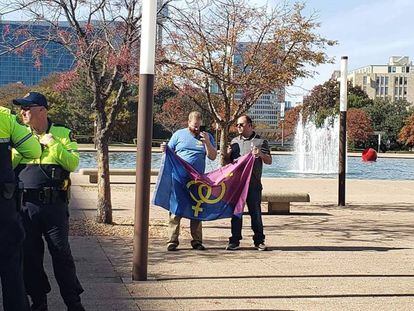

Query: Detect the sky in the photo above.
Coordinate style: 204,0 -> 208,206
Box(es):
277,0 -> 414,103
3,0 -> 414,104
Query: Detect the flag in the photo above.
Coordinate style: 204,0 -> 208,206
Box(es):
152,146 -> 255,220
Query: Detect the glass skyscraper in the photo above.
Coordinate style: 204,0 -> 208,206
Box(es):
0,21 -> 75,86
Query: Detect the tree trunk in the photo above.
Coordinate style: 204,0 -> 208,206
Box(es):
219,124 -> 230,166
95,132 -> 113,224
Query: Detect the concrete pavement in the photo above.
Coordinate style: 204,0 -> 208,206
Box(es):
1,175 -> 414,310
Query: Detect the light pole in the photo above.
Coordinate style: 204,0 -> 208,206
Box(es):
93,120 -> 97,149
215,122 -> 219,146
132,0 -> 157,281
338,56 -> 348,206
280,102 -> 285,147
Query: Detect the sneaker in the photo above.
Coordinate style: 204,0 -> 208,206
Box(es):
192,243 -> 206,250
167,243 -> 178,251
255,243 -> 268,251
225,243 -> 240,251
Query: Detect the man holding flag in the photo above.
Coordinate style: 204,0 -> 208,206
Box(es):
160,111 -> 217,251
224,115 -> 272,251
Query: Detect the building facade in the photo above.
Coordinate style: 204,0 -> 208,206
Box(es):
348,56 -> 414,103
0,21 -> 75,86
235,92 -> 285,128
235,42 -> 285,128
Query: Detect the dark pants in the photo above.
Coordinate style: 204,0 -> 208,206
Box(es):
21,197 -> 83,307
229,186 -> 265,245
0,196 -> 30,311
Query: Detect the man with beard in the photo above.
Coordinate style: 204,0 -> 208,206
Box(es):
161,111 -> 217,251
224,115 -> 272,251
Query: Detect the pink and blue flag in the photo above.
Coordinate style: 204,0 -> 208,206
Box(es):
152,147 -> 255,220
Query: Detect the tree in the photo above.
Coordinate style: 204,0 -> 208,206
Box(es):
277,105 -> 302,141
0,0 -> 170,223
398,113 -> 414,148
44,73 -> 95,139
302,79 -> 372,126
155,86 -> 210,134
363,98 -> 411,149
0,83 -> 30,109
346,108 -> 373,146
163,0 -> 336,163
155,96 -> 190,134
153,86 -> 177,139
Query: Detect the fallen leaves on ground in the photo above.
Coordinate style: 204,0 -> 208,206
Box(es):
69,216 -> 191,239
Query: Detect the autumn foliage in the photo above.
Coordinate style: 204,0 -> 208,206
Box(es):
277,106 -> 303,141
164,0 -> 336,160
399,113 -> 414,147
346,108 -> 373,144
155,94 -> 198,133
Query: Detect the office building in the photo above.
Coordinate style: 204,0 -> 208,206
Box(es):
348,56 -> 414,103
234,42 -> 285,128
0,21 -> 75,86
157,0 -> 169,45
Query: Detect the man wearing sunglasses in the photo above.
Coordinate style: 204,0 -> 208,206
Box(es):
12,92 -> 85,311
224,115 -> 272,251
1,106 -> 41,311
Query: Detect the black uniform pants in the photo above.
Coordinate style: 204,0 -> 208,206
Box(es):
0,196 -> 30,311
21,197 -> 83,307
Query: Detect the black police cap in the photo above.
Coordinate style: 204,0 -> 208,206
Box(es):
13,92 -> 48,108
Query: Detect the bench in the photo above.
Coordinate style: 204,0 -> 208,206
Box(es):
79,169 -> 310,214
78,168 -> 159,183
261,191 -> 310,214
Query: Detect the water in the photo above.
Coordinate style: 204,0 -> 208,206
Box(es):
293,115 -> 339,173
78,152 -> 414,180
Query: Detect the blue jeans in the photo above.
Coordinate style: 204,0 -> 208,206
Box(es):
229,186 -> 265,245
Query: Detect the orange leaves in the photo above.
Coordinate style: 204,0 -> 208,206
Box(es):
277,105 -> 302,140
398,114 -> 414,147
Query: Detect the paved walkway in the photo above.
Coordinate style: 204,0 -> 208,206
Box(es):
1,175 -> 414,310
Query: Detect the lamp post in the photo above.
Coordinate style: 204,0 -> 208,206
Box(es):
280,102 -> 285,147
93,120 -> 97,149
132,0 -> 157,281
215,122 -> 219,146
338,56 -> 348,206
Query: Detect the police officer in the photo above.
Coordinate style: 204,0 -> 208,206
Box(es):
12,92 -> 85,311
0,106 -> 41,311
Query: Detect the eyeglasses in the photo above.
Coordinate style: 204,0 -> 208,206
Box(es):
236,123 -> 249,128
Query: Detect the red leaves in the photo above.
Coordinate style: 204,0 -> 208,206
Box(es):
2,24 -> 10,36
53,70 -> 79,93
347,108 -> 373,144
32,47 -> 47,69
107,46 -> 132,70
84,23 -> 94,35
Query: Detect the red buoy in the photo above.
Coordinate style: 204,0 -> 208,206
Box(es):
362,148 -> 377,162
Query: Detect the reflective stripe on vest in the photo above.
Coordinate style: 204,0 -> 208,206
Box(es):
13,133 -> 33,148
